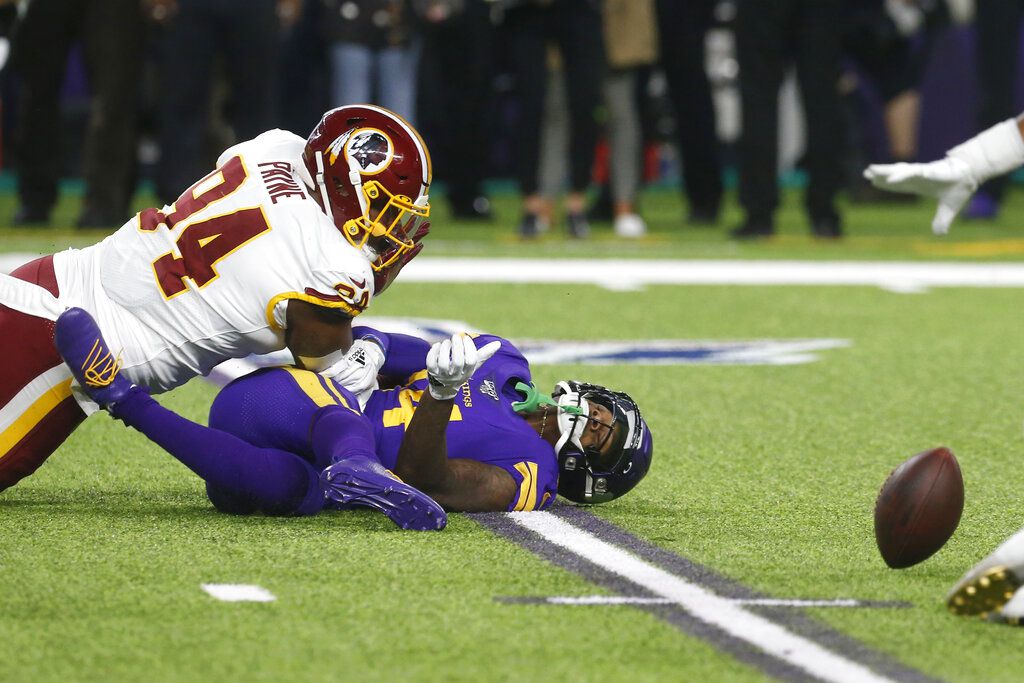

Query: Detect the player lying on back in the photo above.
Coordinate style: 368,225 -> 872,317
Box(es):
0,104 -> 431,492
864,114 -> 1024,233
54,308 -> 653,529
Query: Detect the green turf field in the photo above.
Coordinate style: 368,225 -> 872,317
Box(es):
2,188 -> 1024,682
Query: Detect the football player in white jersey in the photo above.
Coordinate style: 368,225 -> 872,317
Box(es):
864,115 -> 1024,234
0,104 -> 432,491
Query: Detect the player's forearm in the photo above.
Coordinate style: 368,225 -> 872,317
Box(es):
286,301 -> 354,370
393,392 -> 455,492
946,116 -> 1024,184
351,326 -> 432,378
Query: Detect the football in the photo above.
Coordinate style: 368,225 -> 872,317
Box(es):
874,446 -> 965,569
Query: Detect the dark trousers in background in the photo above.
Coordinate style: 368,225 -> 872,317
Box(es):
11,0 -> 144,221
974,0 -> 1024,201
155,0 -> 280,204
656,0 -> 723,218
502,0 -> 604,195
418,1 -> 495,209
735,0 -> 844,226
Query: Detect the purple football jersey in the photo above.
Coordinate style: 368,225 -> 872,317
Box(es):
363,335 -> 559,511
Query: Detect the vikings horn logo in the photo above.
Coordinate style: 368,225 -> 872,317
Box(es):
342,128 -> 394,175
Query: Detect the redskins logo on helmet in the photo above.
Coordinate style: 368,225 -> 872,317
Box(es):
302,105 -> 432,277
344,129 -> 394,174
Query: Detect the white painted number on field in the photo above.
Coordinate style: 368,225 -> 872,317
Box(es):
201,583 -> 276,602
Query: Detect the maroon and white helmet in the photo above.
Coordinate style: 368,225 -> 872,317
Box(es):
302,105 -> 432,272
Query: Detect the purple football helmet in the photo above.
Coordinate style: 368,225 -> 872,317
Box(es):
551,381 -> 653,504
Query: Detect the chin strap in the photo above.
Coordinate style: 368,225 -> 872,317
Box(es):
313,151 -> 333,218
513,381 -> 589,459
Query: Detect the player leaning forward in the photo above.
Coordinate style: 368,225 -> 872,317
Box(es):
0,105 -> 432,491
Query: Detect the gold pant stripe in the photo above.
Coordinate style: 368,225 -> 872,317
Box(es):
512,461 -> 539,512
282,367 -> 338,408
0,379 -> 74,456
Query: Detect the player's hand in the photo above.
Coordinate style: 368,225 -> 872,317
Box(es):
426,334 -> 500,400
323,338 -> 385,397
863,158 -> 977,235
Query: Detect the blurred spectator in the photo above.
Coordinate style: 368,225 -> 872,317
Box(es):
843,0 -> 947,202
10,0 -> 145,227
733,0 -> 845,239
416,0 -> 495,220
655,0 -> 723,225
501,0 -> 605,239
278,0 -> 332,135
322,0 -> 420,124
149,0 -> 297,206
968,0 -> 1020,219
600,0 -> 658,238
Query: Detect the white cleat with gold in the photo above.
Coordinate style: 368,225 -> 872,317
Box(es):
947,526 -> 1024,621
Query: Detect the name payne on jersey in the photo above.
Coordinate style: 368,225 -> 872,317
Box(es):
258,161 -> 306,204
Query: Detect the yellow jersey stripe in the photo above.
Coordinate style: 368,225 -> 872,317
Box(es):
283,367 -> 339,408
512,461 -> 539,512
0,379 -> 73,456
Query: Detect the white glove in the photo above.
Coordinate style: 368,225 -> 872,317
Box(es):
864,158 -> 976,235
322,338 -> 385,398
865,118 -> 1024,235
426,333 -> 501,400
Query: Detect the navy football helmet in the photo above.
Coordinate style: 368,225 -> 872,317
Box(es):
550,381 -> 653,504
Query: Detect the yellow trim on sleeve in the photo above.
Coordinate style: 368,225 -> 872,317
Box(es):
0,379 -> 74,455
265,292 -> 362,331
282,367 -> 339,408
406,369 -> 428,383
512,461 -> 539,512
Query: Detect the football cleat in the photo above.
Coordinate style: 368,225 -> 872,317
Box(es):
947,526 -> 1024,619
321,455 -> 446,531
54,307 -> 134,408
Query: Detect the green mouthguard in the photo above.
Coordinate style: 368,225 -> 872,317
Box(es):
511,381 -> 584,415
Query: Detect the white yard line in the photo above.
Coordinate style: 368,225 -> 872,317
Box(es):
200,584 -> 276,602
509,512 -> 897,683
4,253 -> 1024,290
401,258 -> 1024,291
544,596 -> 875,608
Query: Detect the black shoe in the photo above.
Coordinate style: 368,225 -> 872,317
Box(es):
687,207 -> 720,226
811,216 -> 843,239
12,205 -> 50,226
729,221 -> 775,240
566,212 -> 591,239
519,213 -> 543,239
450,195 -> 493,221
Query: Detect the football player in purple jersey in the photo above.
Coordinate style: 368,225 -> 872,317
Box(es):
53,307 -> 653,530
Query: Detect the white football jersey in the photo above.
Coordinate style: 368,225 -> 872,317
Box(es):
53,130 -> 374,393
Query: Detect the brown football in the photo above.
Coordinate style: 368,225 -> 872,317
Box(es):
874,446 -> 964,569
